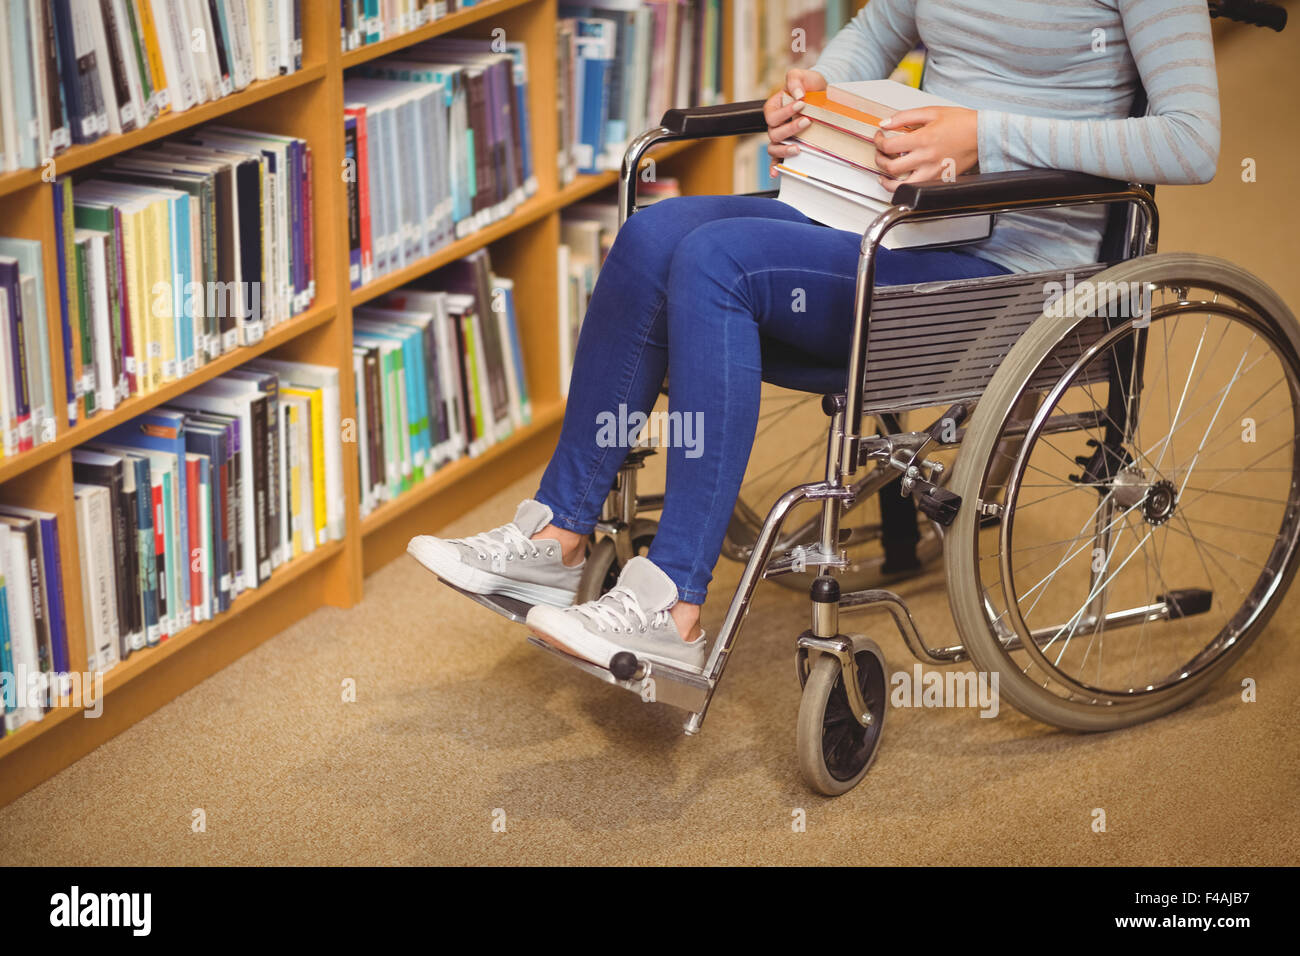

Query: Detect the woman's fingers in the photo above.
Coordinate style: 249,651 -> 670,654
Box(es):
875,147 -> 931,181
764,94 -> 806,140
874,127 -> 923,157
768,111 -> 811,145
879,107 -> 938,131
766,140 -> 801,161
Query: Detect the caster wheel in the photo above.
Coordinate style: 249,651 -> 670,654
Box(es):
575,519 -> 658,604
796,637 -> 887,796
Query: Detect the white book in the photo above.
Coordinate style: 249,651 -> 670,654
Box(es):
185,0 -> 220,100
149,0 -> 198,112
245,358 -> 344,543
777,169 -> 993,249
85,0 -> 125,134
263,0 -> 280,77
3,524 -> 42,728
221,0 -> 254,91
73,230 -> 119,413
0,8 -> 17,173
277,0 -> 293,75
24,0 -> 51,162
73,483 -> 121,674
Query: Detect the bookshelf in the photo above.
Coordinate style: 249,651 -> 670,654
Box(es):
0,0 -> 740,807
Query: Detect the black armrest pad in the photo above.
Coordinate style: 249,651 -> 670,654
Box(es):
660,100 -> 769,138
892,169 -> 1129,212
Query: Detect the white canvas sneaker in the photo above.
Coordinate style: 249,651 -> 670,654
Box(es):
407,499 -> 582,607
525,556 -> 708,673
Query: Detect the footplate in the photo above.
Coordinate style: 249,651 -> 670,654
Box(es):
525,637 -> 712,713
438,579 -> 534,624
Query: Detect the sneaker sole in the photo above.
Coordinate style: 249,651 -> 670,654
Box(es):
526,607 -> 706,674
406,537 -> 577,608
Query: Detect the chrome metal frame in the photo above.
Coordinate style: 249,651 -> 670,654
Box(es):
577,123 -> 1164,736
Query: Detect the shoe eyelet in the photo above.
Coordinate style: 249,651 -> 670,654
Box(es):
507,554 -> 514,561
547,548 -> 555,557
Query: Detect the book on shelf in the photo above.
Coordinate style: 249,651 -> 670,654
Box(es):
63,359 -> 340,677
353,249 -> 531,517
555,0 -> 724,180
15,124 -> 316,442
0,504 -> 71,734
0,1 -> 304,170
0,237 -> 57,455
345,33 -> 538,276
339,0 -> 451,53
553,187 -> 681,395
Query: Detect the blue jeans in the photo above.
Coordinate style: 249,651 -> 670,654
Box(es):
535,195 -> 1010,604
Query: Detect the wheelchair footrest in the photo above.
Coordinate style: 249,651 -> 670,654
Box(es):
437,579 -> 534,624
525,637 -> 712,713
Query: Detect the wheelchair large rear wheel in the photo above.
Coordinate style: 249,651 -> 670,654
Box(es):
946,254 -> 1300,730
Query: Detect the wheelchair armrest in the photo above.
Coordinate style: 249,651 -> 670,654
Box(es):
891,169 -> 1130,213
660,100 -> 769,138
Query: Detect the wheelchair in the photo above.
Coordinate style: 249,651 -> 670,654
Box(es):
445,2 -> 1296,795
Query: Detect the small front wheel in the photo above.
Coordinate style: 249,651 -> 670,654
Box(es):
796,638 -> 888,796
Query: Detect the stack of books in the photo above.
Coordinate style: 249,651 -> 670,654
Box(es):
775,79 -> 991,247
353,248 -> 532,517
0,0 -> 305,170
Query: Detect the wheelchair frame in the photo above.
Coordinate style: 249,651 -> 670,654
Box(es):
536,109 -> 1162,736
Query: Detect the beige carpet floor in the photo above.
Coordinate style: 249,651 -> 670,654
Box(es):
0,14 -> 1296,867
1,462 -> 1296,866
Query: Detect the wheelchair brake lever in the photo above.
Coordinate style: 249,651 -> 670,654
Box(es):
909,478 -> 962,527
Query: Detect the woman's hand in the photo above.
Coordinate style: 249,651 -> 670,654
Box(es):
764,68 -> 828,176
872,106 -> 979,191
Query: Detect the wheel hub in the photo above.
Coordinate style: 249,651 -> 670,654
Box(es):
1143,479 -> 1178,526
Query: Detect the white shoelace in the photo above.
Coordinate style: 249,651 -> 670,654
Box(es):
458,523 -> 548,569
573,586 -> 671,634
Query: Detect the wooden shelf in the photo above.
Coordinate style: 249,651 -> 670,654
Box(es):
350,137 -> 702,306
361,400 -> 565,535
0,64 -> 328,201
0,0 -> 741,807
0,538 -> 343,762
0,302 -> 337,486
341,0 -> 540,68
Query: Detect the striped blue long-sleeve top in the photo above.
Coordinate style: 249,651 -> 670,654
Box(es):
812,0 -> 1221,273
